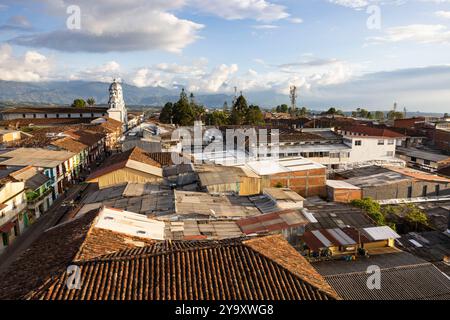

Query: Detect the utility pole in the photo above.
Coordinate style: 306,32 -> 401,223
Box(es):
232,87 -> 238,106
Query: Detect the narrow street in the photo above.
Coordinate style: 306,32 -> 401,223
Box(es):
0,141 -> 114,275
0,182 -> 88,275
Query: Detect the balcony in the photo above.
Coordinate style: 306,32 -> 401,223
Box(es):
0,202 -> 27,227
26,188 -> 53,207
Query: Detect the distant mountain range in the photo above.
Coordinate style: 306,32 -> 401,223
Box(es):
0,80 -> 235,108
0,80 -> 445,117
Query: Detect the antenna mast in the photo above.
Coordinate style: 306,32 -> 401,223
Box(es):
289,85 -> 298,115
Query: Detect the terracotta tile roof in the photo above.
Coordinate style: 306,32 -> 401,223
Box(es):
10,126 -> 104,151
63,129 -> 106,147
87,148 -> 175,181
0,118 -> 94,128
51,137 -> 88,153
1,106 -> 108,114
387,166 -> 450,183
100,117 -> 123,132
0,209 -> 155,300
342,125 -> 405,138
26,235 -> 339,300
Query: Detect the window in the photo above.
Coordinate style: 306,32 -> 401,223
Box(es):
56,114 -> 60,118
68,114 -> 71,118
44,114 -> 48,118
407,186 -> 412,198
378,140 -> 385,145
355,140 -> 362,146
387,151 -> 394,157
411,157 -> 417,162
435,185 -> 440,196
22,114 -> 26,118
422,185 -> 428,197
33,114 -> 36,118
80,113 -> 83,118
388,139 -> 395,145
424,160 -> 431,165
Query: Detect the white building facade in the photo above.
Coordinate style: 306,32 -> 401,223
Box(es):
107,79 -> 128,131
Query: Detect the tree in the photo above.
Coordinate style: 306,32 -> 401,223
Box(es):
86,97 -> 96,107
374,111 -> 385,121
276,104 -> 289,113
206,110 -> 229,126
230,94 -> 249,125
71,99 -> 86,108
403,204 -> 428,231
351,198 -> 386,226
444,113 -> 449,119
159,102 -> 173,124
246,105 -> 264,125
322,107 -> 344,117
172,89 -> 195,126
387,110 -> 404,120
298,107 -> 309,117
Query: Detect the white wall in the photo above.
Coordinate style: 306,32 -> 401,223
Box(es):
3,112 -> 106,120
344,136 -> 397,163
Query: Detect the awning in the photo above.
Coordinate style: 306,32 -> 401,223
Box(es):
0,221 -> 15,233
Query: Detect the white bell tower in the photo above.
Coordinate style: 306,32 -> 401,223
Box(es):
107,78 -> 128,130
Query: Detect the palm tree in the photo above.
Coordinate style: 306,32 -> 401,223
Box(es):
87,97 -> 96,107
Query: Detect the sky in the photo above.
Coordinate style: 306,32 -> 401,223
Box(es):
0,0 -> 449,112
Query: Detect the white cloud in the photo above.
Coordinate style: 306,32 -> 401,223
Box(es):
435,10 -> 450,19
368,24 -> 450,44
12,0 -> 203,53
252,24 -> 279,29
10,0 -> 296,52
70,61 -> 121,82
328,0 -> 370,9
191,0 -> 289,22
289,17 -> 303,24
129,61 -> 239,93
0,44 -> 51,81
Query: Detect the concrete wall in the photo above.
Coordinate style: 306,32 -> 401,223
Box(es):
327,186 -> 362,203
361,180 -> 450,200
262,167 -> 327,198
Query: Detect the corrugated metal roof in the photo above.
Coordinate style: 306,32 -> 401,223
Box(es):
363,226 -> 401,241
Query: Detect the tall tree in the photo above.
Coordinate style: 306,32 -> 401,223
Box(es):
374,111 -> 385,121
71,99 -> 86,108
86,97 -> 96,107
230,94 -> 249,125
172,89 -> 195,126
246,105 -> 264,125
159,102 -> 173,124
206,110 -> 229,126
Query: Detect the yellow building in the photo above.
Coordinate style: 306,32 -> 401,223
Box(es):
0,129 -> 22,144
87,147 -> 175,188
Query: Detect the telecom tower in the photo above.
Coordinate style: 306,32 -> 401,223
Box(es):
290,85 -> 298,115
232,86 -> 238,106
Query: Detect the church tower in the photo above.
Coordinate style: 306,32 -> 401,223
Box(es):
107,78 -> 128,130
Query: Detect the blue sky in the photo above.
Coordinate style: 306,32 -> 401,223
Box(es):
0,0 -> 450,111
